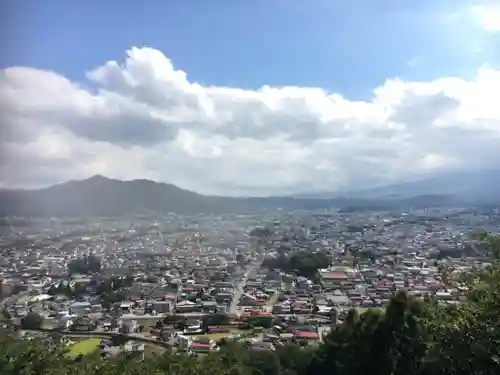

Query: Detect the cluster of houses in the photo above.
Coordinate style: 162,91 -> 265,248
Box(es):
2,208 -> 497,356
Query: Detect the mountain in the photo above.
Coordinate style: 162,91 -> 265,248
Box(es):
299,169 -> 500,202
0,175 -> 241,217
0,173 -> 495,217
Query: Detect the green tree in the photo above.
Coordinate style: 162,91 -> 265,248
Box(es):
423,233 -> 500,375
68,255 -> 101,275
0,336 -> 69,375
366,291 -> 428,375
262,250 -> 331,280
20,311 -> 44,330
277,344 -> 314,375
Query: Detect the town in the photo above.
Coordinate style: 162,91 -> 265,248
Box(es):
1,205 -> 499,358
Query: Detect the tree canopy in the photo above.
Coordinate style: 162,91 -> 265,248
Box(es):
262,250 -> 331,280
67,254 -> 102,275
20,311 -> 43,330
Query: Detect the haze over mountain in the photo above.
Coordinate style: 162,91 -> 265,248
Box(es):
297,169 -> 500,201
0,171 -> 498,217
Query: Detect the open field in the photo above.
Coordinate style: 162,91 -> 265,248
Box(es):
66,338 -> 101,357
144,344 -> 166,357
41,319 -> 57,330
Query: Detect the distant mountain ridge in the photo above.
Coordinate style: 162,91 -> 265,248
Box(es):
0,175 -> 232,217
0,171 -> 498,217
296,169 -> 500,201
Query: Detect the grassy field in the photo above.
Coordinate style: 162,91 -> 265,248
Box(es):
41,319 -> 57,330
144,344 -> 165,357
67,338 -> 101,357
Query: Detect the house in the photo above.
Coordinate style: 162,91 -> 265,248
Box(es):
201,300 -> 218,313
175,300 -> 199,313
69,301 -> 91,316
100,340 -> 145,359
320,273 -> 348,288
189,337 -> 218,353
292,325 -> 319,341
174,333 -> 192,350
58,314 -> 77,330
116,300 -> 129,311
273,303 -> 291,314
150,300 -> 172,314
183,323 -> 204,335
215,292 -> 232,304
279,332 -> 294,342
327,294 -> 350,306
27,294 -> 52,305
119,319 -> 138,333
70,316 -> 96,331
293,330 -> 319,340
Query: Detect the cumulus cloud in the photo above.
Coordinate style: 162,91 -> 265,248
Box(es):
1,47 -> 500,196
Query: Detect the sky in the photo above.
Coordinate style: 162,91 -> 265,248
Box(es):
1,0 -> 500,196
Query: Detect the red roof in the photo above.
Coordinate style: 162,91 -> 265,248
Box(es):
293,331 -> 318,339
249,311 -> 272,316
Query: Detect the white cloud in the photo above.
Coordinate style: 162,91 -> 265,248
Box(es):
473,4 -> 500,32
1,47 -> 500,196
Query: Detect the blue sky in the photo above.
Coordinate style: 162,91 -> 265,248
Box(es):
2,0 -> 500,194
4,0 -> 499,99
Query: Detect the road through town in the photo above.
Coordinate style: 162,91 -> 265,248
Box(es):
227,257 -> 265,315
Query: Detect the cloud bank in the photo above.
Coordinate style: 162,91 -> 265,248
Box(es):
1,47 -> 500,196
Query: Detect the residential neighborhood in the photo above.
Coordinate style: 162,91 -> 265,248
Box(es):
1,205 -> 499,356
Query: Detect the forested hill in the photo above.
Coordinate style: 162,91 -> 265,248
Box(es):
0,175 -> 457,217
2,234 -> 499,375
